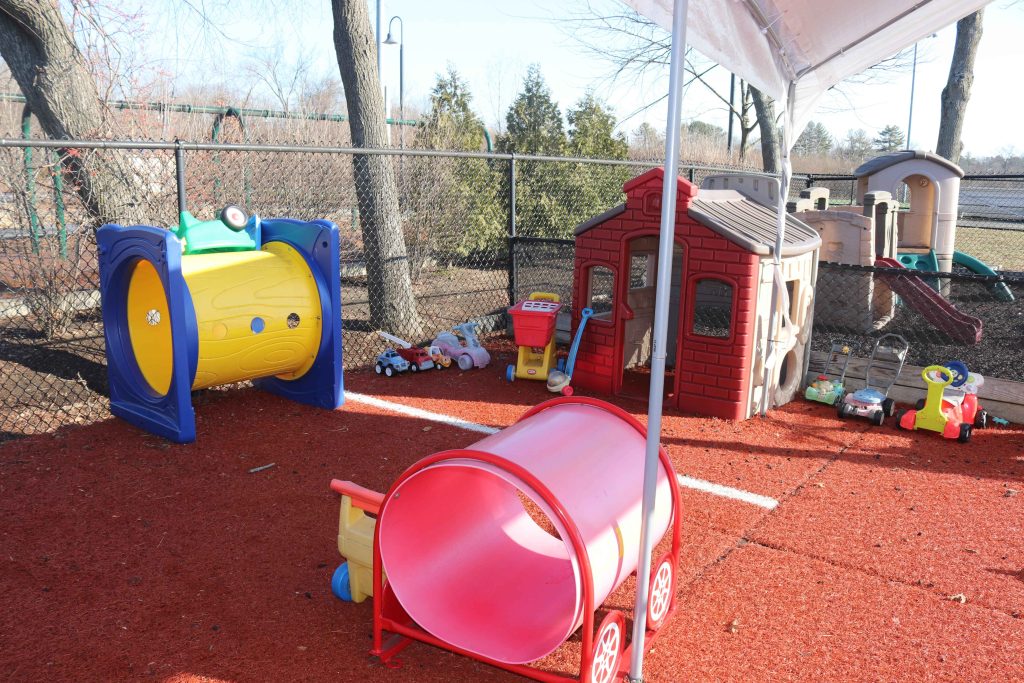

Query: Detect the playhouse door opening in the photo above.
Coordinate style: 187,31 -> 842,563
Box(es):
620,237 -> 683,400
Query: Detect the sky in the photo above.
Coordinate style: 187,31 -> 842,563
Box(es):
137,0 -> 1024,158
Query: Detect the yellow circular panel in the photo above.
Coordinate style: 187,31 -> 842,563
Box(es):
126,259 -> 173,396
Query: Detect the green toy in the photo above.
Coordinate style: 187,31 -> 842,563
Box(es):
805,341 -> 852,406
171,204 -> 259,254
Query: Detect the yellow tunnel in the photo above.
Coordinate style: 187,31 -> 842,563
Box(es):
125,241 -> 323,395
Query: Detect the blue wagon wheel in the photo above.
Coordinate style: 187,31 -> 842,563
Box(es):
330,562 -> 352,601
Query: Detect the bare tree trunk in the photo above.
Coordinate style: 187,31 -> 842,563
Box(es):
750,86 -> 781,174
331,0 -> 422,337
936,9 -> 984,164
0,0 -> 147,225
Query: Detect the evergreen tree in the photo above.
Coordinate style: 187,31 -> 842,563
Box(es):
684,120 -> 726,143
874,125 -> 906,152
567,93 -> 628,159
793,121 -> 833,157
841,129 -> 874,162
418,65 -> 485,151
498,65 -> 566,155
404,67 -> 502,264
630,122 -> 664,159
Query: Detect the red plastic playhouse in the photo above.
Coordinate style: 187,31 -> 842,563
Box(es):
571,168 -> 821,420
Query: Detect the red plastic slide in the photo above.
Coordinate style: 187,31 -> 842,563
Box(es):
875,257 -> 982,344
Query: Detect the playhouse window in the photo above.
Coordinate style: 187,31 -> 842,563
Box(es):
629,254 -> 650,289
587,266 -> 615,320
691,278 -> 734,338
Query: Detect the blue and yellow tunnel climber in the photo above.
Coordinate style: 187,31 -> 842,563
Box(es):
97,207 -> 344,443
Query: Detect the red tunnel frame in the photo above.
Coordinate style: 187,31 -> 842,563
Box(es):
369,395 -> 684,683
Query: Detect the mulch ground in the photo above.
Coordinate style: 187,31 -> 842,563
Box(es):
2,349 -> 1023,682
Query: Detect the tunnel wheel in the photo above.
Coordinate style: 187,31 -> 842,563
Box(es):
590,610 -> 624,683
646,555 -> 675,631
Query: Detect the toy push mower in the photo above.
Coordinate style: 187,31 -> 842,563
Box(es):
896,361 -> 987,443
836,334 -> 909,426
805,341 -> 852,406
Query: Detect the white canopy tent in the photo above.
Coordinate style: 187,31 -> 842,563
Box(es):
619,1 -> 992,680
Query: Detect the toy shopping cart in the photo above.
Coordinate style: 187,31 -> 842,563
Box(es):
506,292 -> 563,382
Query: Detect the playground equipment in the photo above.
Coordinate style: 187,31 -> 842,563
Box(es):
874,258 -> 982,345
793,152 -> 1003,339
97,206 -> 343,443
804,341 -> 852,406
432,322 -> 490,371
572,169 -> 820,420
952,251 -> 1014,302
506,292 -> 563,383
331,396 -> 681,682
546,307 -> 594,395
837,334 -> 908,426
896,361 -> 988,442
330,480 -> 384,604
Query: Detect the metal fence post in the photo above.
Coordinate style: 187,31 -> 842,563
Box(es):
174,141 -> 186,216
21,106 -> 41,255
508,153 -> 518,308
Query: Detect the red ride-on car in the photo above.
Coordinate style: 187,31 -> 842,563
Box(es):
895,361 -> 987,443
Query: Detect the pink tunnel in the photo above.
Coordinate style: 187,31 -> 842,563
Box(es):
377,397 -> 675,665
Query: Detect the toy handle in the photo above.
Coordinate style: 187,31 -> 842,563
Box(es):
564,308 -> 595,378
330,479 -> 384,515
921,365 -> 954,387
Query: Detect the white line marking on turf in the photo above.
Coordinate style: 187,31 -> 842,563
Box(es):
345,392 -> 500,435
346,392 -> 779,509
676,474 -> 779,510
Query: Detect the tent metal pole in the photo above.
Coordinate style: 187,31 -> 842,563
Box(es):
628,0 -> 689,680
759,82 -> 796,417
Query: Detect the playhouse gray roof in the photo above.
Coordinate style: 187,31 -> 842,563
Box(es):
688,190 -> 821,257
574,204 -> 626,236
854,150 -> 964,178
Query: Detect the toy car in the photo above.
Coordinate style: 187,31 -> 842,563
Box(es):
432,322 -> 491,371
375,348 -> 410,377
378,331 -> 436,372
896,361 -> 988,442
805,341 -> 852,406
836,334 -> 908,426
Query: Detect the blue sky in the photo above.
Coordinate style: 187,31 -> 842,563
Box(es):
140,0 -> 1023,157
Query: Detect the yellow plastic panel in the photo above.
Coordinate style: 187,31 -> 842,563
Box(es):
126,259 -> 174,395
181,242 -> 322,390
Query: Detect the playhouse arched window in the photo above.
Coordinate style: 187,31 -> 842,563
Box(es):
691,278 -> 734,338
587,266 -> 615,320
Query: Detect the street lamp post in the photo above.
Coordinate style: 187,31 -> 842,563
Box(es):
906,34 -> 936,150
384,16 -> 404,150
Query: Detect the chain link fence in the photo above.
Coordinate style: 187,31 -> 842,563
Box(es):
4,137 -> 1024,439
